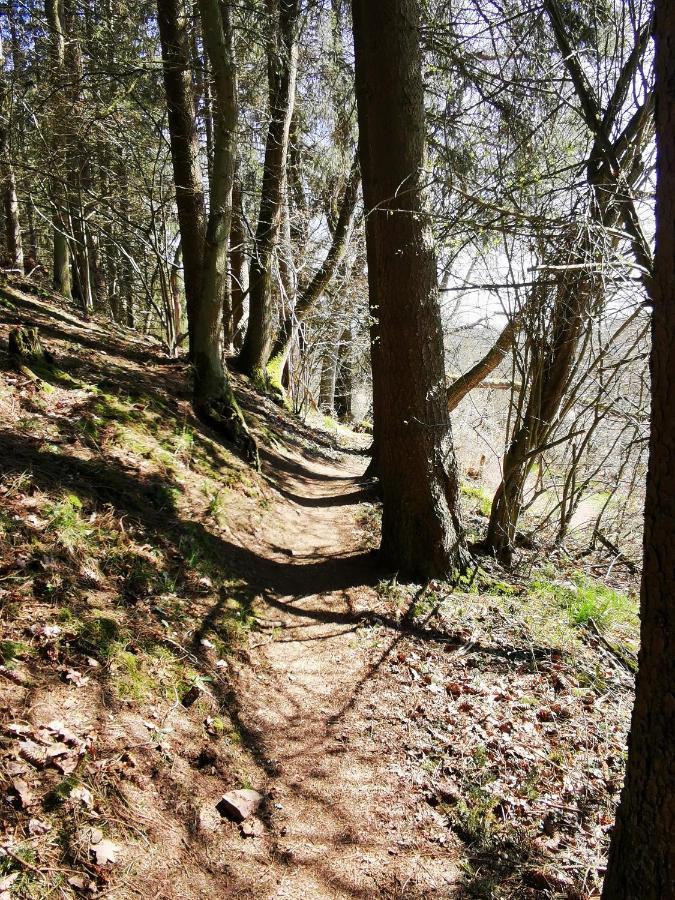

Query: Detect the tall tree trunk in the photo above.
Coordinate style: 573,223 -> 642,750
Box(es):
352,0 -> 467,579
62,0 -> 93,314
156,0 -> 206,359
237,0 -> 300,381
194,0 -> 257,465
334,325 -> 352,421
318,326 -> 339,415
45,0 -> 72,303
0,42 -> 24,273
601,4 -> 675,895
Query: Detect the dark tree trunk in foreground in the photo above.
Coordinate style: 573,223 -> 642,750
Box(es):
157,0 -> 206,360
352,0 -> 467,579
601,4 -> 675,896
237,0 -> 299,382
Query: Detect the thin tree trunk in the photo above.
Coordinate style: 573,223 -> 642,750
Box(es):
601,3 -> 675,895
194,0 -> 257,465
156,0 -> 206,359
267,152 -> 360,385
334,325 -> 352,421
0,43 -> 24,273
352,0 -> 467,579
230,178 -> 248,351
237,0 -> 300,381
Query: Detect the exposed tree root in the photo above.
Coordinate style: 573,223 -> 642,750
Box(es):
194,387 -> 259,470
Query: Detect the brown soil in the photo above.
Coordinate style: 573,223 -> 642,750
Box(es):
223,445 -> 460,898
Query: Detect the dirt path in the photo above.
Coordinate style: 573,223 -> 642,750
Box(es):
224,446 -> 459,899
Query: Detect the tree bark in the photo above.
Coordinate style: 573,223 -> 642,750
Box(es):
44,0 -> 71,301
352,0 -> 467,579
193,0 -> 258,466
237,0 -> 300,382
601,3 -> 675,895
0,41 -> 24,273
230,178 -> 248,351
156,0 -> 207,359
334,325 -> 353,421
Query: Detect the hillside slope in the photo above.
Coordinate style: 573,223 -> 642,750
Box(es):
0,279 -> 636,900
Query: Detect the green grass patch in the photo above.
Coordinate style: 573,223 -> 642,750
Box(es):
533,572 -> 638,632
109,642 -> 200,702
46,493 -> 91,550
0,639 -> 30,667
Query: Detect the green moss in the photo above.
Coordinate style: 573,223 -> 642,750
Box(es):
43,776 -> 79,810
0,640 -> 30,667
461,484 -> 493,517
109,642 -> 200,702
77,616 -> 123,660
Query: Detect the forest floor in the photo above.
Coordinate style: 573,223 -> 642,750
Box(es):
0,277 -> 639,899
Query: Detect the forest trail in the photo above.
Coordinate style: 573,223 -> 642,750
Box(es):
224,445 -> 460,897
0,283 -> 635,900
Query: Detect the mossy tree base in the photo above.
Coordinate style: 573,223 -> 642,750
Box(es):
9,326 -> 55,380
193,377 -> 259,470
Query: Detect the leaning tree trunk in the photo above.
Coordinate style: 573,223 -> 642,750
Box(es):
237,0 -> 300,382
601,4 -> 675,895
156,0 -> 207,360
485,263 -> 592,563
352,0 -> 467,579
485,66 -> 653,564
193,0 -> 257,466
267,152 -> 360,389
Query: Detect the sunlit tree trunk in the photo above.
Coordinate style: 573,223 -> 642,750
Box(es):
0,39 -> 24,273
335,325 -> 353,421
352,0 -> 467,579
45,0 -> 72,304
193,0 -> 257,465
230,178 -> 248,351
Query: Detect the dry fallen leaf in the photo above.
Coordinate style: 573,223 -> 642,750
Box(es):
71,786 -> 94,809
92,838 -> 119,866
10,777 -> 34,808
0,873 -> 19,893
28,818 -> 51,836
66,670 -> 90,687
